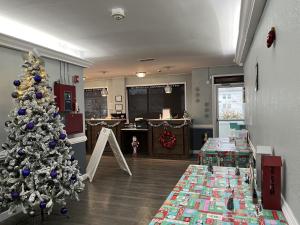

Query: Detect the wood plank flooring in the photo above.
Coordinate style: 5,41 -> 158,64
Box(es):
3,156 -> 194,225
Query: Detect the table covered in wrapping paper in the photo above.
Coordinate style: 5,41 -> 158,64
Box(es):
149,165 -> 287,225
199,138 -> 252,168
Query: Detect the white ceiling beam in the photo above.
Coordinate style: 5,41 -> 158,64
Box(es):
235,0 -> 267,65
0,33 -> 92,68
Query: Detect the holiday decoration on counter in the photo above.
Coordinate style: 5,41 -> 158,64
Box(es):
131,136 -> 139,157
159,129 -> 177,149
267,27 -> 276,48
0,52 -> 84,216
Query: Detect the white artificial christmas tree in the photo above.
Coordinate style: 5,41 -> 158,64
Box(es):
0,52 -> 84,216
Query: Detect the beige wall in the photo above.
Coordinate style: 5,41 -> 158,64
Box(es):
84,65 -> 242,125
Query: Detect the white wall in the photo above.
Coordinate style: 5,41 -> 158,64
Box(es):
191,66 -> 243,125
244,0 -> 300,221
84,67 -> 243,126
84,73 -> 192,118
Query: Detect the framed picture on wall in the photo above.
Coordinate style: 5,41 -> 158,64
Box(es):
115,104 -> 123,111
115,95 -> 122,102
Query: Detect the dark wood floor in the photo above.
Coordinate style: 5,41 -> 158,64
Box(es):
3,156 -> 194,225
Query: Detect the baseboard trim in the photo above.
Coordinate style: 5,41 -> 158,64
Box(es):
248,137 -> 256,158
282,195 -> 299,225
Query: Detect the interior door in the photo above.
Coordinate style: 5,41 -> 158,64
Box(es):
216,85 -> 245,138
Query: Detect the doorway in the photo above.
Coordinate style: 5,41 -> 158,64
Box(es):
214,85 -> 245,138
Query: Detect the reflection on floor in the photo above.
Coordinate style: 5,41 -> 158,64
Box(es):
3,156 -> 194,225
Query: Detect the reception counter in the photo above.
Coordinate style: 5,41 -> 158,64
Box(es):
147,119 -> 191,159
85,119 -> 126,154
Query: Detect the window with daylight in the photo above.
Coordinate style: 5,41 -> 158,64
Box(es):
84,88 -> 108,119
127,84 -> 185,122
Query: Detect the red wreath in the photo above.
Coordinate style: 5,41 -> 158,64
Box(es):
159,130 -> 177,149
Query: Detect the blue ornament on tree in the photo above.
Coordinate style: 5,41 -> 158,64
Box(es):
70,155 -> 75,161
60,207 -> 68,215
22,168 -> 31,177
39,201 -> 47,209
70,174 -> 77,181
34,74 -> 42,83
48,140 -> 57,149
26,122 -> 34,130
11,191 -> 19,200
13,80 -> 21,86
35,92 -> 43,99
17,148 -> 25,156
50,169 -> 57,179
59,133 -> 66,140
18,108 -> 26,116
11,92 -> 19,98
53,112 -> 59,118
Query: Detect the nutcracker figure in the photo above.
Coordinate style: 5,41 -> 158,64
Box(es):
131,136 -> 139,157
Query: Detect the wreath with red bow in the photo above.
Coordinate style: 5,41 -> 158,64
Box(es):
159,130 -> 177,149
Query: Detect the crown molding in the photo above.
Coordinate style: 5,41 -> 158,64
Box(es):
0,33 -> 92,68
235,0 -> 267,65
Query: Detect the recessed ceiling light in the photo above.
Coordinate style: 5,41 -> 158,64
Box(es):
136,72 -> 146,78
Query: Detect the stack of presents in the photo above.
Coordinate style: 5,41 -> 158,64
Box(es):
199,123 -> 250,168
150,124 -> 287,224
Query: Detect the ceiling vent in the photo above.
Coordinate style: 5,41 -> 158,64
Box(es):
139,58 -> 155,62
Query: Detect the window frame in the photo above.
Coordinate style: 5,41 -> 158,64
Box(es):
84,86 -> 109,119
125,82 -> 187,122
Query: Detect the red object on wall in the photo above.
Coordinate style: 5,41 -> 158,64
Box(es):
65,113 -> 83,134
54,83 -> 76,112
72,75 -> 80,84
267,27 -> 276,48
261,155 -> 282,210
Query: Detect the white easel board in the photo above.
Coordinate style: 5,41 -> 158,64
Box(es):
84,128 -> 132,182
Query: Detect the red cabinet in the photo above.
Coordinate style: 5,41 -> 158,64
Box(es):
65,113 -> 83,134
54,83 -> 76,112
54,83 -> 83,135
262,155 -> 282,210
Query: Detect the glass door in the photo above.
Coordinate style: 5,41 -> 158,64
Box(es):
217,85 -> 245,138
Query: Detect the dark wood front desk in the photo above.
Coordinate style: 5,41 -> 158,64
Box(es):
86,118 -> 191,159
147,119 -> 191,159
85,119 -> 126,154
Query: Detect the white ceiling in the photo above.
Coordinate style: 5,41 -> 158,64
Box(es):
0,0 -> 241,79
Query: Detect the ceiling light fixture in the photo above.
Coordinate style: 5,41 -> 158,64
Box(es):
164,84 -> 172,94
136,72 -> 146,78
101,88 -> 108,97
206,67 -> 211,85
112,8 -> 126,21
83,76 -> 86,81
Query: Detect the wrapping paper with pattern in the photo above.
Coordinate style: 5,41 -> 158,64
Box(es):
149,165 -> 287,225
199,138 -> 251,168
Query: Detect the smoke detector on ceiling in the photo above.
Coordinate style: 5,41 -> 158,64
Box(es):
112,8 -> 126,21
